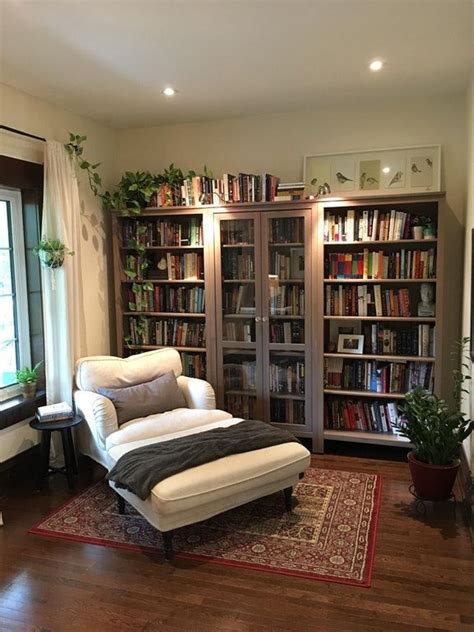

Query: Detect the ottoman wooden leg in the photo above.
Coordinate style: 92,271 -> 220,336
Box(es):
162,531 -> 173,560
116,493 -> 126,515
283,487 -> 293,512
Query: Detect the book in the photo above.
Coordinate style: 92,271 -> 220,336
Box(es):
37,402 -> 73,422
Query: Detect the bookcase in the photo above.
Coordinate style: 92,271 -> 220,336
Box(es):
112,208 -> 216,386
315,193 -> 462,448
111,192 -> 461,453
213,208 -> 313,439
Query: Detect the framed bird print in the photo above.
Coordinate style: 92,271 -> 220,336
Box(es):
304,145 -> 441,198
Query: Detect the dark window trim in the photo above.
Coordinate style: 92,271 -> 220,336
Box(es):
0,389 -> 46,430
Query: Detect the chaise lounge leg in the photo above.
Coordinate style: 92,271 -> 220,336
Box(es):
162,531 -> 173,560
116,493 -> 126,515
283,487 -> 293,512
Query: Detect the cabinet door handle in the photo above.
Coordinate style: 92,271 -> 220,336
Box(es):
262,317 -> 268,323
255,317 -> 261,323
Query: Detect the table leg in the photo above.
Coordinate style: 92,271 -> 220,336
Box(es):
38,430 -> 51,489
61,428 -> 76,490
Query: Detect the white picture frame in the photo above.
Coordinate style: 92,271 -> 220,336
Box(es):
337,334 -> 364,355
304,145 -> 441,198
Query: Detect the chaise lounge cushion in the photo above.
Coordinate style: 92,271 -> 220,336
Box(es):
98,370 -> 187,425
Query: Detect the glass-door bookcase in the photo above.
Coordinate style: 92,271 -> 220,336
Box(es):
214,209 -> 313,435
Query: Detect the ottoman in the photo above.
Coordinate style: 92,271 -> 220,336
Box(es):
107,419 -> 311,557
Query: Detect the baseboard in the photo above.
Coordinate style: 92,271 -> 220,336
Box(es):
0,444 -> 39,487
458,449 -> 473,532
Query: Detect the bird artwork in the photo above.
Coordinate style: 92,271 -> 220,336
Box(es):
359,172 -> 367,189
366,177 -> 379,186
323,182 -> 331,194
426,158 -> 433,168
310,177 -> 318,186
389,170 -> 403,186
411,163 -> 422,173
335,172 -> 353,184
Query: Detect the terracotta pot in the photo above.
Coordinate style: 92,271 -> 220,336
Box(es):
407,451 -> 460,501
20,382 -> 37,399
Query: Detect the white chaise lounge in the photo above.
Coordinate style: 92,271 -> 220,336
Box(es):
74,348 -> 311,556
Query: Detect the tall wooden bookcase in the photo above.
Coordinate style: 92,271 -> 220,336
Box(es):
111,193 -> 462,453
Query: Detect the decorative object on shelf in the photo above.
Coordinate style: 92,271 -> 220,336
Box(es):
304,145 -> 441,199
34,237 -> 74,269
337,334 -> 364,354
395,337 -> 473,501
417,283 -> 435,317
16,362 -> 43,399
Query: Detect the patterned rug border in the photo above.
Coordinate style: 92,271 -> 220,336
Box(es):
28,471 -> 383,587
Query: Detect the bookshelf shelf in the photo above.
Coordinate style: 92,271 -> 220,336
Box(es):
121,245 -> 204,251
270,393 -> 305,401
123,311 -> 205,318
222,244 -> 255,249
324,238 -> 437,247
268,242 -> 304,247
323,352 -> 435,363
122,279 -> 205,284
324,316 -> 437,322
324,429 -> 410,446
223,279 -> 255,283
324,278 -> 437,284
225,389 -> 257,397
127,344 -> 207,353
324,389 -> 406,399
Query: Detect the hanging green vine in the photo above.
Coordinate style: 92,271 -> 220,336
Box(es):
64,133 -> 102,195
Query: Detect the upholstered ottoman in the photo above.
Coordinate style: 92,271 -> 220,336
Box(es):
106,418 -> 311,557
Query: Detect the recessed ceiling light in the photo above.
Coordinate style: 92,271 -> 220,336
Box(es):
369,59 -> 385,72
382,166 -> 390,174
163,87 -> 176,96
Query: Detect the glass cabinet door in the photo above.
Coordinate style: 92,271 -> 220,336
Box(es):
215,214 -> 263,420
262,211 -> 312,431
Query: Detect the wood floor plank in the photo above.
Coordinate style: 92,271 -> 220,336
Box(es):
0,454 -> 472,632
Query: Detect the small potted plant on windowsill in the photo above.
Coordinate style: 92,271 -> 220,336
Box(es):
395,338 -> 473,501
16,362 -> 43,399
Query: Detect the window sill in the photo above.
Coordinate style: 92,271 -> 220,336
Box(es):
0,389 -> 46,430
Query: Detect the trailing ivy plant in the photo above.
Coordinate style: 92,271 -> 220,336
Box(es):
102,171 -> 158,215
34,237 -> 75,269
64,133 -> 102,195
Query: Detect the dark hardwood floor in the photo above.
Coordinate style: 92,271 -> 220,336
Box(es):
0,454 -> 473,632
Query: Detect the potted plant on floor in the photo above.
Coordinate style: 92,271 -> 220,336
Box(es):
16,362 -> 43,399
395,338 -> 473,501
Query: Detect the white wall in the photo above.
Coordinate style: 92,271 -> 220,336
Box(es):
0,83 -> 118,463
462,77 -> 474,470
117,94 -> 467,223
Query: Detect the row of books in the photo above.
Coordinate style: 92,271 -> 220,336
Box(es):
324,209 -> 429,242
362,323 -> 435,356
324,358 -> 434,393
269,359 -> 305,395
271,399 -> 305,424
122,218 -> 203,247
36,402 -> 74,423
270,249 -> 305,280
160,173 -> 280,207
223,285 -> 255,314
269,285 -> 305,316
325,285 -> 413,317
224,321 -> 254,342
127,286 -> 205,313
181,352 -> 206,380
221,220 -> 255,245
270,321 -> 305,344
225,394 -> 255,420
269,218 -> 304,244
223,252 -> 255,280
224,361 -> 257,391
324,398 -> 399,433
127,318 -> 206,348
325,249 -> 436,280
164,253 -> 204,280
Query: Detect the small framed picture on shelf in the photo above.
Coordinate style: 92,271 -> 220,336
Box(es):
337,334 -> 364,354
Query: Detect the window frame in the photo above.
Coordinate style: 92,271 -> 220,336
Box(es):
0,187 -> 32,398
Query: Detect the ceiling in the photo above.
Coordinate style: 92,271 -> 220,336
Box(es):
1,0 -> 472,129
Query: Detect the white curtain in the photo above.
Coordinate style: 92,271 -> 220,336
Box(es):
42,141 -> 88,405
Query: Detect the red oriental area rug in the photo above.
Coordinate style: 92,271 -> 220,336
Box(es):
29,467 -> 381,587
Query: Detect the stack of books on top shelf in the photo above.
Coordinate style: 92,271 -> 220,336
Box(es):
326,284 -> 412,317
326,248 -> 436,279
324,398 -> 399,433
149,173 -> 280,207
36,402 -> 74,423
324,209 -> 426,242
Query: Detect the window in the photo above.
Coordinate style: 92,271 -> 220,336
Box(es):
0,188 -> 31,391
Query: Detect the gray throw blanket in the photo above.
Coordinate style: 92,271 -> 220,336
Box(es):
107,420 -> 300,500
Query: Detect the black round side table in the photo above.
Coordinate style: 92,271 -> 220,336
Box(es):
29,415 -> 83,490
